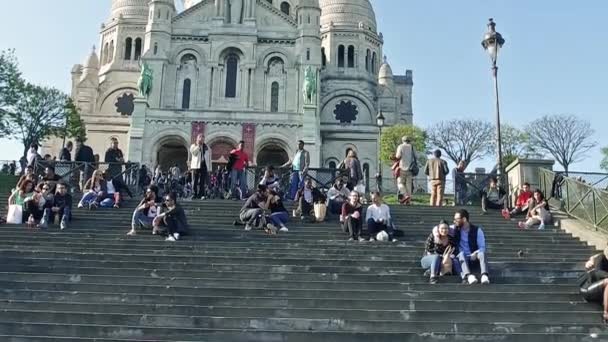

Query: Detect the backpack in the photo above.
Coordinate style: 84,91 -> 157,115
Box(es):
226,153 -> 238,171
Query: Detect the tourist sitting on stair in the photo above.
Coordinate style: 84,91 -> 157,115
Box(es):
127,185 -> 160,236
265,190 -> 289,234
453,209 -> 490,285
238,184 -> 269,231
78,170 -> 104,208
421,220 -> 460,284
503,182 -> 533,219
340,191 -> 364,242
16,165 -> 36,191
580,247 -> 608,322
259,166 -> 281,194
295,179 -> 325,222
517,190 -> 552,230
481,177 -> 507,214
8,179 -> 35,223
365,192 -> 396,242
153,192 -> 189,242
38,182 -> 72,230
327,178 -> 350,216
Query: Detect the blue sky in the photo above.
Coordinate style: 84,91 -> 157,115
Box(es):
0,0 -> 606,172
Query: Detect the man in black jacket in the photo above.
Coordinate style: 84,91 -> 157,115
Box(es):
104,138 -> 124,179
75,139 -> 95,191
39,182 -> 72,230
59,141 -> 73,162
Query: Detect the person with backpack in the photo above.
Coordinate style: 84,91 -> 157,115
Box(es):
424,149 -> 450,206
395,136 -> 417,205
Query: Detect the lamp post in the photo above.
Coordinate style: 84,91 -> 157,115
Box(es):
376,110 -> 385,192
482,18 -> 507,188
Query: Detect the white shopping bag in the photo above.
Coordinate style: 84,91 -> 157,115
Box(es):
7,204 -> 23,224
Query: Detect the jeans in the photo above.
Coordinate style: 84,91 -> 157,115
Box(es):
79,191 -> 98,207
367,218 -> 395,240
240,208 -> 264,226
458,251 -> 489,278
289,171 -> 304,200
132,209 -> 154,230
97,193 -> 120,207
270,211 -> 289,227
192,166 -> 208,198
42,207 -> 71,225
420,254 -> 442,277
328,200 -> 344,215
231,169 -> 248,199
343,216 -> 362,239
482,194 -> 506,211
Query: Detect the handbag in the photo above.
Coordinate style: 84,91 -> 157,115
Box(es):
7,204 -> 23,224
409,146 -> 419,176
440,245 -> 454,276
314,203 -> 327,222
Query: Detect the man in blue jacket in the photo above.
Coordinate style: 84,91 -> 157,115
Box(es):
453,209 -> 490,285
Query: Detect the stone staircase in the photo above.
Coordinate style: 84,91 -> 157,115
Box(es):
0,196 -> 607,341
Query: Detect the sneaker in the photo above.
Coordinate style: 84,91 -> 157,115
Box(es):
538,223 -> 545,230
60,219 -> 67,231
113,203 -> 120,209
481,274 -> 490,285
279,226 -> 289,233
37,220 -> 48,230
467,274 -> 478,285
126,230 -> 137,236
77,204 -> 84,209
501,209 -> 510,220
423,270 -> 431,277
173,233 -> 180,240
358,237 -> 366,242
391,238 -> 398,243
166,235 -> 177,242
348,237 -> 355,241
369,237 -> 376,242
430,277 -> 438,285
245,224 -> 253,231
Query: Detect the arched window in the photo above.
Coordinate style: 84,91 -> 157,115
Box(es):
124,38 -> 132,60
225,54 -> 238,98
365,49 -> 371,72
153,43 -> 158,55
270,82 -> 279,112
371,52 -> 377,73
328,161 -> 337,169
157,9 -> 161,19
182,79 -> 191,109
306,48 -> 310,61
103,43 -> 109,64
400,95 -> 404,105
321,47 -> 327,67
134,38 -> 142,60
338,45 -> 345,68
108,40 -> 114,63
347,46 -> 355,68
280,2 -> 290,15
181,53 -> 197,65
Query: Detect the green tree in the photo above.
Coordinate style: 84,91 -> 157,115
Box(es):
62,98 -> 87,143
0,49 -> 23,132
526,114 -> 597,174
3,83 -> 69,155
380,124 -> 427,164
500,124 -> 537,167
427,119 -> 494,166
601,147 -> 608,172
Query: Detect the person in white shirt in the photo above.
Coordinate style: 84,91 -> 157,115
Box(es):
327,178 -> 350,215
26,143 -> 39,167
366,192 -> 396,242
189,134 -> 212,199
395,136 -> 415,204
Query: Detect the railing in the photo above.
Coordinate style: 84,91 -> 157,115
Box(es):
561,171 -> 608,190
34,161 -> 142,195
453,171 -> 495,206
0,160 -> 22,176
539,168 -> 608,231
246,167 -> 347,196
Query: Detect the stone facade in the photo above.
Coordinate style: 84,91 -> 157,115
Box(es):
47,0 -> 414,181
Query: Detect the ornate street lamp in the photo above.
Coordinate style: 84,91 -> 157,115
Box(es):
482,18 -> 507,188
376,110 -> 385,192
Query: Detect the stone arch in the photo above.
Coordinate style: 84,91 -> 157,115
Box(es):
255,138 -> 291,167
324,157 -> 340,169
321,89 -> 376,124
146,128 -> 191,169
212,43 -> 248,63
341,143 -> 359,158
207,136 -> 238,168
259,47 -> 295,68
150,133 -> 190,172
171,44 -> 207,65
98,85 -> 139,114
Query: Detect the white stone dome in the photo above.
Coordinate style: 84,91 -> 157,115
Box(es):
378,56 -> 393,79
320,0 -> 377,32
83,46 -> 100,70
110,0 -> 149,20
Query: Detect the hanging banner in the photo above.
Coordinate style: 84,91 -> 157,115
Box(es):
191,121 -> 206,143
241,123 -> 256,159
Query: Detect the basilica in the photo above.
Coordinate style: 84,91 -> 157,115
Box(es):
56,0 -> 414,179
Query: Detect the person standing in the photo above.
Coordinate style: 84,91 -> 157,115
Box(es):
26,143 -> 40,167
75,138 -> 95,191
104,138 -> 124,179
424,149 -> 450,207
59,141 -> 73,162
338,150 -> 363,191
282,140 -> 310,200
453,160 -> 468,206
190,134 -> 212,199
395,136 -> 415,205
229,140 -> 250,199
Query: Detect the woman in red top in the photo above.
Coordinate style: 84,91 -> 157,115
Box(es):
229,141 -> 250,199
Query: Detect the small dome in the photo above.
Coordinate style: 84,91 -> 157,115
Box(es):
378,56 -> 393,79
320,0 -> 377,32
83,46 -> 100,70
110,0 -> 149,20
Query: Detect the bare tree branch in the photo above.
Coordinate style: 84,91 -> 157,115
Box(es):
526,114 -> 597,174
427,119 -> 494,167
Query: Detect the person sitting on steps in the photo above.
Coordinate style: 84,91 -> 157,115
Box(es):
127,185 -> 160,236
238,184 -> 269,231
153,192 -> 189,242
453,209 -> 490,285
517,190 -> 552,230
38,182 -> 72,231
481,177 -> 507,214
265,190 -> 289,234
295,178 -> 325,222
580,247 -> 608,323
79,170 -> 105,209
365,192 -> 396,242
327,178 -> 350,216
259,166 -> 281,194
421,220 -> 460,284
504,182 -> 533,219
340,191 -> 364,242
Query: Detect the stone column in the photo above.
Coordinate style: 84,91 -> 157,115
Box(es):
302,104 -> 321,167
127,97 -> 148,163
506,158 -> 555,204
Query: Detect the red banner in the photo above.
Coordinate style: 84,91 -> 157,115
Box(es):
191,122 -> 206,144
241,123 -> 256,160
